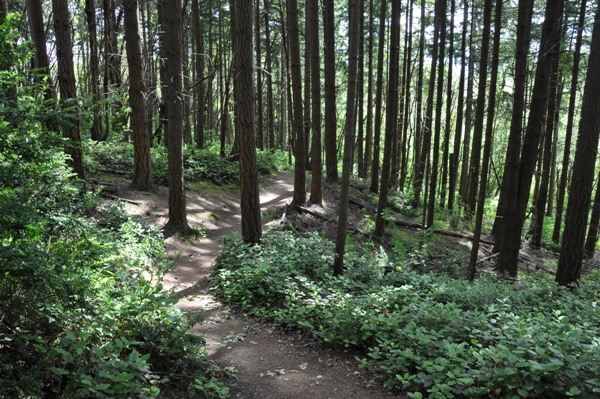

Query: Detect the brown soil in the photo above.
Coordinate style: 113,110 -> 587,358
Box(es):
112,172 -> 404,399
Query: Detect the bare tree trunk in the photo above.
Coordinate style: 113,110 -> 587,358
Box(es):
369,0 -> 386,194
255,0 -> 264,150
497,0 -> 564,276
427,0 -> 446,227
553,0 -> 587,243
334,0 -> 360,275
85,0 -> 103,141
124,0 -> 152,191
26,0 -> 55,102
265,0 -> 276,150
448,0 -> 468,210
557,7 -> 600,286
52,0 -> 85,179
374,0 -> 400,238
287,0 -> 306,205
308,0 -> 322,205
323,0 -> 338,181
440,0 -> 454,208
162,0 -> 191,235
235,0 -> 262,244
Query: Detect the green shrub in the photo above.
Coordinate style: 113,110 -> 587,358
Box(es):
0,16 -> 227,397
212,231 -> 600,399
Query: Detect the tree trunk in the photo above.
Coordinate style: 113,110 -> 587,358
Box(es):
334,0 -> 360,275
162,0 -> 191,235
448,0 -> 468,210
308,0 -> 322,205
85,0 -> 103,141
124,0 -> 152,191
255,0 -> 264,150
553,0 -> 587,243
374,0 -> 400,238
556,7 -> 600,286
265,0 -> 276,150
26,0 -> 55,102
491,0 -> 534,246
496,0 -> 564,276
531,30 -> 562,248
584,169 -> 600,258
235,0 -> 262,244
287,0 -> 306,205
357,0 -> 367,179
411,0 -> 426,203
364,0 -> 374,179
192,0 -> 206,149
369,0 -> 387,194
466,0 -> 492,216
440,0 -> 454,208
427,0 -> 446,227
323,0 -> 338,181
52,0 -> 85,179
417,0 -> 439,221
467,0 -> 502,280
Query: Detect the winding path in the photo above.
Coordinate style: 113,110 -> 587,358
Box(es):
123,172 -> 402,398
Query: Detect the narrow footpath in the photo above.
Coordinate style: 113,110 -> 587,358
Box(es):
122,172 -> 402,399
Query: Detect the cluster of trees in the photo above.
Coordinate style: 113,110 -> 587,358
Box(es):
10,0 -> 600,286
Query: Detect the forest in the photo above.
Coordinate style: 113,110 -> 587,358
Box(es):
1,0 -> 600,397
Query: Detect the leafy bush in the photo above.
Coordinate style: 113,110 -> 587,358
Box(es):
1,16 -> 227,397
212,231 -> 600,399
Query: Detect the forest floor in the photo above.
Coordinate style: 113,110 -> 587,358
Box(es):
106,171 -> 561,398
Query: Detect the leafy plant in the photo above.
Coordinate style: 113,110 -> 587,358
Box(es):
212,230 -> 600,399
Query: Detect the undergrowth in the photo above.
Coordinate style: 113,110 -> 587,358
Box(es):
1,16 -> 228,398
85,141 -> 288,186
212,231 -> 600,399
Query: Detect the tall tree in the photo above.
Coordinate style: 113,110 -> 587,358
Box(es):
467,0 -> 502,280
448,0 -> 468,210
52,0 -> 85,179
308,0 -> 322,205
441,0 -> 454,207
124,0 -> 152,191
496,0 -> 564,276
466,0 -> 492,216
374,0 -> 400,238
531,27 -> 562,248
369,0 -> 387,194
255,0 -> 264,150
264,0 -> 276,150
162,0 -> 191,235
556,7 -> 600,286
84,0 -> 103,141
323,0 -> 337,181
192,0 -> 206,149
234,0 -> 262,244
287,0 -> 306,205
334,0 -> 360,275
427,0 -> 446,227
26,0 -> 54,102
552,0 -> 587,243
491,0 -> 534,245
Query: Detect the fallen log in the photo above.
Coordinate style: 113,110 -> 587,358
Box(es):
101,193 -> 142,205
393,218 -> 495,246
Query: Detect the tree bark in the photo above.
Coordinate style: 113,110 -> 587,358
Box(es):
288,0 -> 306,205
369,0 -> 387,194
124,0 -> 152,191
162,0 -> 191,235
556,8 -> 600,286
334,0 -> 360,275
85,0 -> 103,141
52,0 -> 85,179
323,0 -> 338,181
374,0 -> 400,238
497,0 -> 564,276
552,0 -> 587,243
26,0 -> 55,102
308,0 -> 322,205
234,0 -> 262,244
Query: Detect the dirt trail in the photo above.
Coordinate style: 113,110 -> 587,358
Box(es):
120,172 -> 402,399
